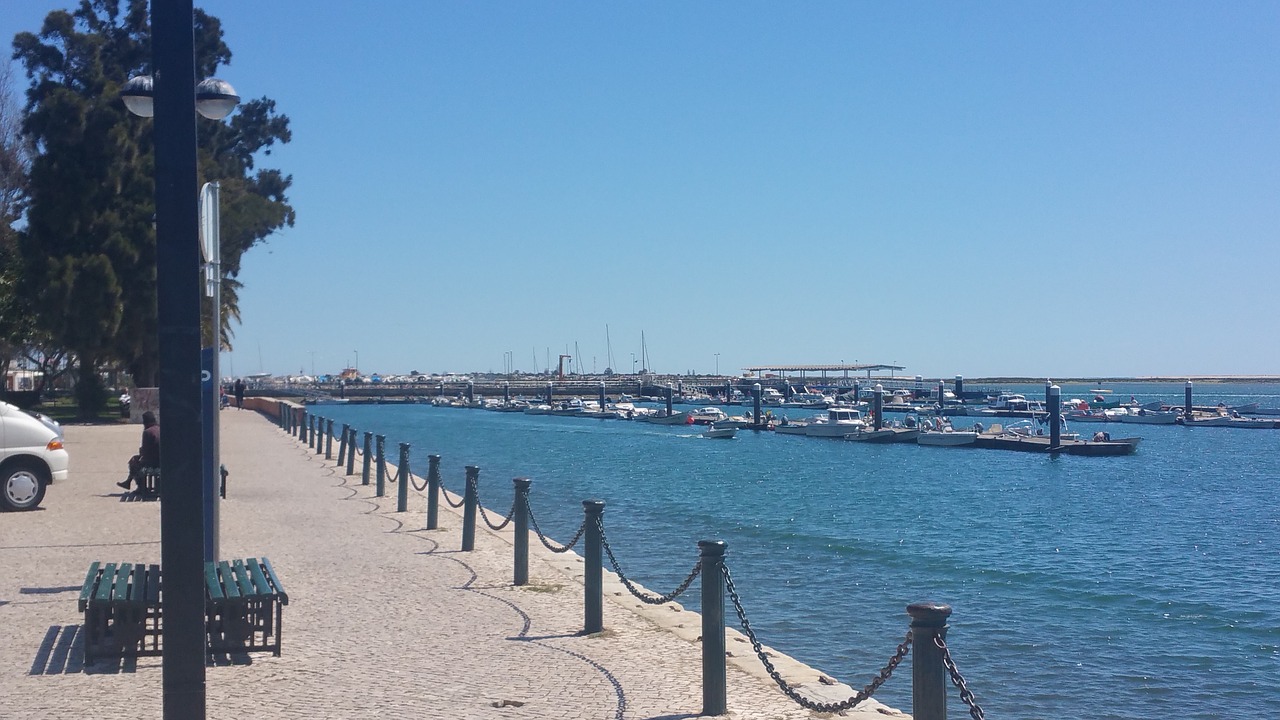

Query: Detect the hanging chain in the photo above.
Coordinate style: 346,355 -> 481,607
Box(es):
407,469 -> 428,492
722,563 -> 911,713
526,499 -> 586,553
594,515 -> 700,604
477,497 -> 516,530
441,483 -> 466,508
936,635 -> 986,720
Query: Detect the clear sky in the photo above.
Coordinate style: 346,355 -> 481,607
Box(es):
5,2 -> 1278,379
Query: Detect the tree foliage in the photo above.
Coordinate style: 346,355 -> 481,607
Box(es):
11,0 -> 293,411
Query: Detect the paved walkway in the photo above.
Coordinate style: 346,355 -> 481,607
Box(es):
0,408 -> 906,719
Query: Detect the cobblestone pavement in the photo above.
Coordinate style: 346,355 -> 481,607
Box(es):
0,409 -> 908,719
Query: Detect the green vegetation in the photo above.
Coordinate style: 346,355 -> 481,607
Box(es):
4,0 -> 294,418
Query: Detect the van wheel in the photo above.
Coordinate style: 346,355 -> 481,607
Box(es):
0,459 -> 48,511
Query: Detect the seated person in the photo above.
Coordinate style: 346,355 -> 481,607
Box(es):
118,411 -> 160,490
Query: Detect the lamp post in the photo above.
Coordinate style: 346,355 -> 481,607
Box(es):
354,349 -> 359,373
121,4 -> 240,715
714,353 -> 720,376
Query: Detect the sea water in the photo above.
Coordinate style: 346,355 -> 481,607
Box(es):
318,382 -> 1279,719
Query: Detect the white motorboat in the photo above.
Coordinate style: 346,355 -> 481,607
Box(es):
714,414 -> 755,429
804,408 -> 867,438
1114,408 -> 1179,425
917,428 -> 978,446
844,427 -> 897,442
1182,414 -> 1232,427
702,426 -> 737,439
637,410 -> 691,425
780,392 -> 834,408
522,403 -> 552,415
759,388 -> 785,406
774,421 -> 812,435
689,407 -> 729,425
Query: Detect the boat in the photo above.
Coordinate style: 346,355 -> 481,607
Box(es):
714,414 -> 755,429
973,424 -> 1140,455
1114,408 -> 1179,425
689,407 -> 729,425
804,408 -> 868,438
1065,409 -> 1111,423
916,418 -> 978,447
549,399 -> 586,416
844,427 -> 898,443
702,426 -> 737,439
759,388 -> 785,406
1181,414 -> 1233,427
780,392 -> 834,409
522,403 -> 552,415
637,410 -> 691,425
774,423 -> 812,435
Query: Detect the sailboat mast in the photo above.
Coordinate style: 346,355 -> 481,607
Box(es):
606,325 -> 614,372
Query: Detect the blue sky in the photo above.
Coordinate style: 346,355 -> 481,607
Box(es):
5,2 -> 1278,378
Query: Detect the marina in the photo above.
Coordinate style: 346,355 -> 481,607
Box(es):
308,379 -> 1280,720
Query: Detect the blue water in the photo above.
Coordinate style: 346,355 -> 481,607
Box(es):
318,382 -> 1280,719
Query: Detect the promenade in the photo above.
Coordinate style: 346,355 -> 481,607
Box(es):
0,408 -> 904,719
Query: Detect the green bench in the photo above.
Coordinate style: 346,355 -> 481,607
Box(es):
78,562 -> 162,661
205,557 -> 289,656
78,557 -> 287,661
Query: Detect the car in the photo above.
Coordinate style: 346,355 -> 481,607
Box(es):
0,400 -> 69,511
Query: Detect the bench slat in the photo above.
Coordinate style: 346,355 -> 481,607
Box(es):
217,561 -> 241,600
146,564 -> 161,606
260,557 -> 289,605
204,562 -> 225,601
94,563 -> 118,603
245,557 -> 273,597
230,559 -> 255,597
115,563 -> 134,603
78,561 -> 101,612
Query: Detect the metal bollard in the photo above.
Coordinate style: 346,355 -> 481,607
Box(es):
396,442 -> 410,512
362,431 -> 373,486
461,466 -> 479,551
314,417 -> 323,455
297,410 -> 306,441
583,499 -> 605,634
345,428 -> 357,475
309,415 -> 317,448
426,454 -> 441,529
375,435 -> 387,497
908,602 -> 952,720
325,419 -> 334,459
278,402 -> 286,429
513,478 -> 531,585
700,539 -> 728,716
337,423 -> 349,465
219,464 -> 228,500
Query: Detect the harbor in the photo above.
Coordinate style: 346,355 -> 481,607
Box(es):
305,380 -> 1280,720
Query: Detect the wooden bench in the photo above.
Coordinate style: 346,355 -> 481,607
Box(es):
205,558 -> 289,656
78,557 -> 287,661
78,562 -> 162,661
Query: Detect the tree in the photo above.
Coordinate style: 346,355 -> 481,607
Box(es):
12,0 -> 293,414
0,62 -> 34,387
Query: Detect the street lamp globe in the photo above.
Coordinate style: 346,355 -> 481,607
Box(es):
195,77 -> 240,120
121,74 -> 240,120
120,75 -> 154,117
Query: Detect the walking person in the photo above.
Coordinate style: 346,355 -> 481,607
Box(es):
234,378 -> 246,410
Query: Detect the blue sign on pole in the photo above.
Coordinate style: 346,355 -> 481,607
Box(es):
201,346 -> 219,562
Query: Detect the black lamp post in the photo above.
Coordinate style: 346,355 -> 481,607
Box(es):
121,3 -> 239,716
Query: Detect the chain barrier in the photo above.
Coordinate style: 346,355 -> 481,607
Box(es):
407,469 -> 428,492
441,483 -> 466,508
594,515 -> 700,604
526,499 -> 586,553
477,496 -> 517,530
722,563 -> 911,713
936,635 -> 986,720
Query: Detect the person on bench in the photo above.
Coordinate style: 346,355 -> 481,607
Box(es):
118,411 -> 160,491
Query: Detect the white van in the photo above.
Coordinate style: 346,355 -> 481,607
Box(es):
0,401 -> 70,510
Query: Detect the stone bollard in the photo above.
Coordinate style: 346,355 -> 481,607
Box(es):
362,431 -> 373,486
513,478 -> 531,586
375,435 -> 387,497
700,540 -> 728,716
396,442 -> 410,513
337,423 -> 349,465
462,466 -> 479,551
325,419 -> 334,459
908,602 -> 952,720
583,499 -> 605,634
426,455 -> 442,529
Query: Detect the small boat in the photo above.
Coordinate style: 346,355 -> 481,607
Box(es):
702,426 -> 737,439
916,418 -> 978,447
1181,414 -> 1232,427
804,407 -> 868,438
714,414 -> 755,429
844,427 -> 898,443
774,422 -> 813,435
689,407 -> 729,425
637,410 -> 691,425
1114,408 -> 1179,425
